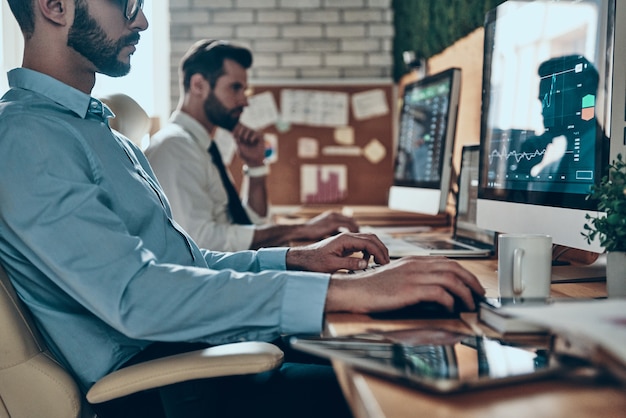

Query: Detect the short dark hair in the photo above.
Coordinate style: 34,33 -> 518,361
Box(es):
7,0 -> 35,39
180,39 -> 253,92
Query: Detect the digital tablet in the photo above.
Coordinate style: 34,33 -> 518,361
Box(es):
289,327 -> 566,393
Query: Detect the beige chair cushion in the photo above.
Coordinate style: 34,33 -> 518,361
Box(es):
99,93 -> 152,148
0,267 -> 85,418
87,341 -> 284,404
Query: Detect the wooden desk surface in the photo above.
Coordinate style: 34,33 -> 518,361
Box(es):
324,258 -> 625,418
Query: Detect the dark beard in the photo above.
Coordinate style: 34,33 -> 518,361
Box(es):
203,91 -> 242,131
67,1 -> 139,77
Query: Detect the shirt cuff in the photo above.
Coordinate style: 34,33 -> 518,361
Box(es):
255,247 -> 289,270
281,272 -> 330,335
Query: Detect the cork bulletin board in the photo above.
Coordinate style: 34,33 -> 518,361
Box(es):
229,81 -> 397,206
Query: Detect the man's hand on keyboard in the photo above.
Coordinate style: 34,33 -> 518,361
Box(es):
324,256 -> 485,314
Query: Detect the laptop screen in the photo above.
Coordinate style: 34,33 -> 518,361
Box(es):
454,145 -> 496,248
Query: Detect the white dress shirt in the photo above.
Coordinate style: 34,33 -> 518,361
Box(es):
147,111 -> 265,251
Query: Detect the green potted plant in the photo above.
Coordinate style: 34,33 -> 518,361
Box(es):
582,153 -> 626,297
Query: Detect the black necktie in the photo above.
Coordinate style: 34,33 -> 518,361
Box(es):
208,142 -> 252,225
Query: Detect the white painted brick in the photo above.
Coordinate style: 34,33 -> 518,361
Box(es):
367,0 -> 391,8
344,67 -> 391,78
297,39 -> 340,53
192,0 -> 233,8
257,11 -> 298,23
368,24 -> 394,37
170,11 -> 210,24
343,10 -> 384,23
299,10 -> 340,23
367,53 -> 393,66
191,25 -> 235,39
322,0 -> 365,8
325,53 -> 365,67
252,68 -> 298,79
282,25 -> 323,38
252,53 -> 279,68
170,0 -> 191,9
170,40 -> 197,55
253,39 -> 297,53
235,25 -> 280,38
281,54 -> 323,67
278,0 -> 321,8
236,0 -> 277,9
300,68 -> 342,78
381,38 -> 392,52
340,39 -> 380,52
212,10 -> 255,23
169,25 -> 192,39
168,0 -> 394,83
325,24 -> 366,38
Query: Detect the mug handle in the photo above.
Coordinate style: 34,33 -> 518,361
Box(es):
513,248 -> 524,295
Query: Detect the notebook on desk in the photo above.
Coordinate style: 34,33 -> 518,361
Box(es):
374,145 -> 496,257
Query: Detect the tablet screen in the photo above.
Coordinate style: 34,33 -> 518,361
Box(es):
290,328 -> 562,393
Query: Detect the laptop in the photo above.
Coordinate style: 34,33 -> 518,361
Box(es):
289,327 -> 564,394
375,145 -> 496,257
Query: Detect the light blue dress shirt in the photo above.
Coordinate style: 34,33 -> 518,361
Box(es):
0,68 -> 330,391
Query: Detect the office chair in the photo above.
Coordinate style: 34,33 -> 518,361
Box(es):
99,93 -> 152,150
0,263 -> 284,417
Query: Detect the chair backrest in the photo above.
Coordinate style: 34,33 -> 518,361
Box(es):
99,93 -> 152,150
0,264 -> 90,418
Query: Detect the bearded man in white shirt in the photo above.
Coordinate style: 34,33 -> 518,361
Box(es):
147,39 -> 359,251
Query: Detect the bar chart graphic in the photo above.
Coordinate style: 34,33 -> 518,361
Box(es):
300,164 -> 348,204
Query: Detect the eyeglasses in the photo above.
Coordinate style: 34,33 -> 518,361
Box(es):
121,0 -> 144,21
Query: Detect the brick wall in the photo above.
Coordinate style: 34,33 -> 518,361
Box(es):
168,0 -> 394,109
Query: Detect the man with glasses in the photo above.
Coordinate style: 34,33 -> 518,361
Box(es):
147,39 -> 360,252
0,1 -> 484,417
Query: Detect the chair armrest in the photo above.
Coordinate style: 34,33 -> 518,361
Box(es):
86,341 -> 284,404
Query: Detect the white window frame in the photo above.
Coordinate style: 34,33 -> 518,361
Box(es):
1,3 -> 171,132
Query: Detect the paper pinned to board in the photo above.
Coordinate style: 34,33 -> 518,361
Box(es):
322,146 -> 362,157
300,164 -> 348,204
240,91 -> 279,130
281,89 -> 349,127
334,126 -> 355,145
297,137 -> 319,159
351,88 -> 389,120
362,138 -> 386,164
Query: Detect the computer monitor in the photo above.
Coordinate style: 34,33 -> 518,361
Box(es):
389,68 -> 462,215
477,0 -> 626,252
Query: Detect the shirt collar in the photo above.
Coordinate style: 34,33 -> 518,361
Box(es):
169,110 -> 214,150
7,68 -> 113,122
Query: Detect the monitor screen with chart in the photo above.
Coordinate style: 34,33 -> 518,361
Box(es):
477,0 -> 626,252
389,68 -> 461,215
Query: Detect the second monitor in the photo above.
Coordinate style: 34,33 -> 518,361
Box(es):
388,68 -> 462,215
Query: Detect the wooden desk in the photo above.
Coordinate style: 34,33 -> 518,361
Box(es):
324,259 -> 625,418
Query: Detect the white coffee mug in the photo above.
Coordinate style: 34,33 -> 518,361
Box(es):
498,234 -> 552,301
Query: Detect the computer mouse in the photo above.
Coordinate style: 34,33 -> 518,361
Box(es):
369,291 -> 485,320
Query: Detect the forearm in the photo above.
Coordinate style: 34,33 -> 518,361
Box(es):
324,274 -> 366,313
242,174 -> 268,217
251,223 -> 306,249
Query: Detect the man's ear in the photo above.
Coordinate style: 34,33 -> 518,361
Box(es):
189,73 -> 211,97
37,0 -> 71,26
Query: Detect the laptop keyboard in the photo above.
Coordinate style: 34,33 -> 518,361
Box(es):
401,237 -> 469,251
378,234 -> 467,251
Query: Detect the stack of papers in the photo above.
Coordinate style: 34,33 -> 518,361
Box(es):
499,299 -> 626,381
478,299 -> 549,334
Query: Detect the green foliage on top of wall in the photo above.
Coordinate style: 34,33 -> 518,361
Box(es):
392,0 -> 506,81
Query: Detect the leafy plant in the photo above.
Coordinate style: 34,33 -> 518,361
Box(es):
582,154 -> 626,251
